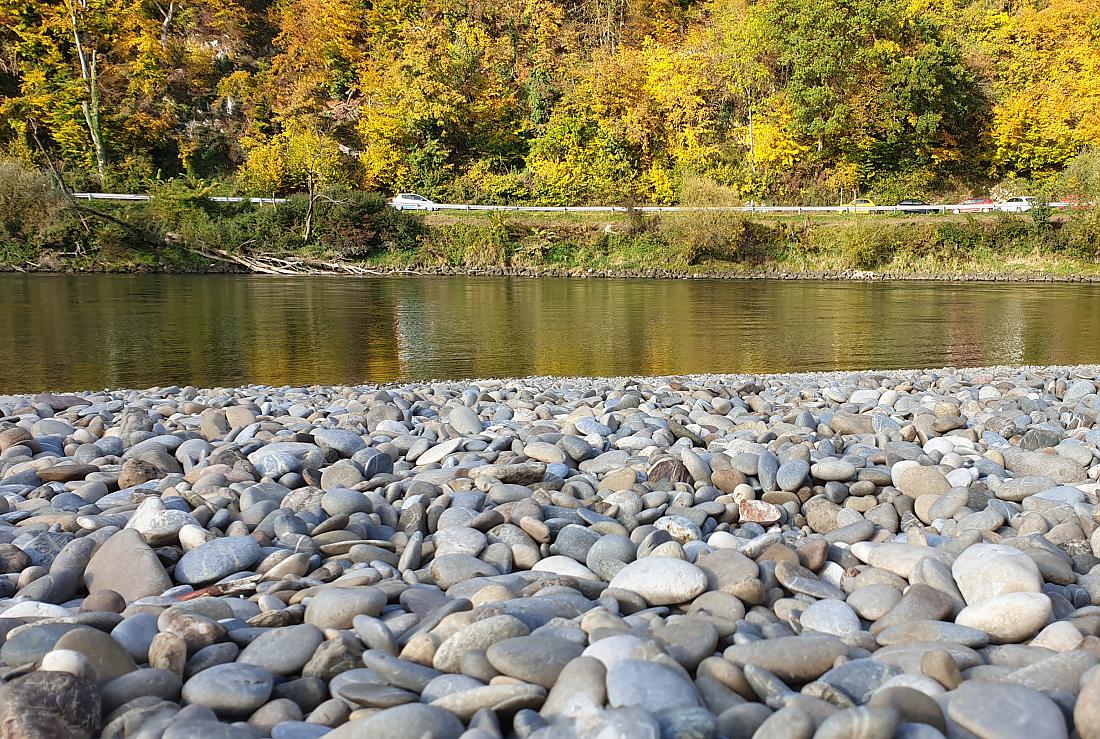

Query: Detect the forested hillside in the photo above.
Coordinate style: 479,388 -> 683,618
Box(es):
1,0 -> 1097,204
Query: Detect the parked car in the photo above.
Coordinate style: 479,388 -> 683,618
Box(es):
998,196 -> 1037,213
897,199 -> 932,214
848,198 -> 877,213
388,193 -> 437,211
952,197 -> 995,214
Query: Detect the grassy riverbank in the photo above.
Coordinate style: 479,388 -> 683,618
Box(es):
2,172 -> 1099,280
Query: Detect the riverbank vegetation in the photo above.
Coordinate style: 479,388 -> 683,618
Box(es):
4,156 -> 1100,278
1,0 -> 1098,208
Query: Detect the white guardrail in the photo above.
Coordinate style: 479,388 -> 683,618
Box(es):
72,193 -> 1076,213
73,192 -> 286,205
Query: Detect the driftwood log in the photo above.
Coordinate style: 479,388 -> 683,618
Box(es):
187,245 -> 425,276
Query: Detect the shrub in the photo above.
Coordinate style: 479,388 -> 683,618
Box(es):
660,209 -> 777,265
835,222 -> 899,269
679,173 -> 742,206
421,213 -> 515,267
1061,210 -> 1100,258
309,188 -> 425,258
142,180 -> 424,258
0,158 -> 72,247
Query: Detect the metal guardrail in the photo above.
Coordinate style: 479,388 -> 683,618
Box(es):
72,192 -> 1079,214
73,192 -> 287,204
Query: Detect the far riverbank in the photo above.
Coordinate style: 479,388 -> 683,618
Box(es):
4,188 -> 1099,281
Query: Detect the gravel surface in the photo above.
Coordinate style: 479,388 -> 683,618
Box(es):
2,365 -> 1100,738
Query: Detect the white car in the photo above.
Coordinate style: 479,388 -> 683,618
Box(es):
998,196 -> 1037,213
388,193 -> 437,211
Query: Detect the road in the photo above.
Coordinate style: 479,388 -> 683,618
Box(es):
72,192 -> 1077,215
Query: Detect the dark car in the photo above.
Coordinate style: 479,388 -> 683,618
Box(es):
897,199 -> 932,214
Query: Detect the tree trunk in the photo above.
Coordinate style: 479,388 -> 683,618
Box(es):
302,171 -> 316,243
747,105 -> 755,172
157,2 -> 175,47
70,4 -> 107,180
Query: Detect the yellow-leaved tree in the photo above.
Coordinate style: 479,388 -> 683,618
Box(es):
989,0 -> 1100,178
239,118 -> 354,240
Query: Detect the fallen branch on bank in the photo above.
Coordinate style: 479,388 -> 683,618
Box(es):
185,244 -> 426,276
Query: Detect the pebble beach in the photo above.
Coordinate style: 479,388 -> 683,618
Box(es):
2,366 -> 1100,738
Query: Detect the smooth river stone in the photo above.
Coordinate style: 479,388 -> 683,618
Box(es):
541,656 -> 607,716
608,557 -> 708,605
486,636 -> 585,688
875,620 -> 989,648
312,428 -> 366,457
304,587 -> 386,629
1003,450 -> 1084,484
0,671 -> 101,738
532,555 -> 599,580
237,624 -> 325,675
605,659 -> 702,712
955,592 -> 1052,644
799,599 -> 862,637
950,543 -> 1043,605
947,680 -> 1068,739
324,703 -> 465,739
893,466 -> 951,497
818,658 -> 901,704
84,529 -> 172,603
853,542 -> 951,579
433,527 -> 488,557
54,626 -> 138,684
586,534 -> 636,581
100,668 -> 182,713
723,635 -> 849,682
433,615 -> 530,673
448,406 -> 483,436
181,663 -> 273,717
777,459 -> 810,491
810,459 -> 857,482
173,536 -> 261,585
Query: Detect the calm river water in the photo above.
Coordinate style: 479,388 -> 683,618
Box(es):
3,274 -> 1099,392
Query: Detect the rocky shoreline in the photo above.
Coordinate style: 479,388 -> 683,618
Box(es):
2,366 -> 1100,738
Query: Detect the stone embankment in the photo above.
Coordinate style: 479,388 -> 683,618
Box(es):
2,367 -> 1100,738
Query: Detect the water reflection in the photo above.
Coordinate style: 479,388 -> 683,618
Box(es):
3,274 -> 1100,392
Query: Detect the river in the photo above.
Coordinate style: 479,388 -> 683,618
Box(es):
2,274 -> 1098,392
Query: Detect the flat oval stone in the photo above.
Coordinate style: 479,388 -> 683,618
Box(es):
811,459 -> 857,482
956,593 -> 1052,643
304,587 -> 386,629
947,680 -> 1068,739
723,635 -> 848,682
54,626 -> 138,684
101,668 -> 182,713
174,536 -> 261,585
951,543 -> 1043,605
777,459 -> 810,491
237,624 -> 324,675
799,599 -> 861,637
606,659 -> 702,712
486,635 -> 585,688
433,615 -> 530,673
324,703 -> 465,739
181,663 -> 273,717
609,557 -> 707,605
0,670 -> 100,738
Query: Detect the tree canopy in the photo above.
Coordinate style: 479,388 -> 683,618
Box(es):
1,0 -> 1097,203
